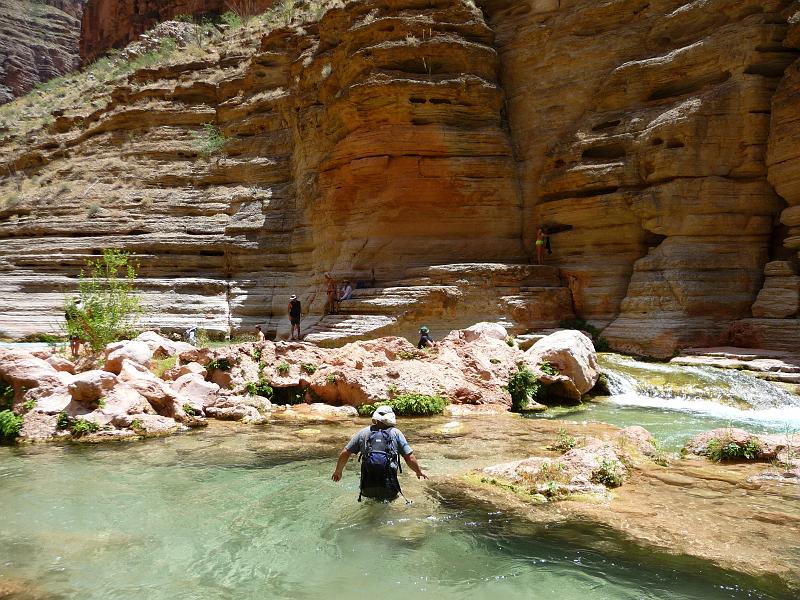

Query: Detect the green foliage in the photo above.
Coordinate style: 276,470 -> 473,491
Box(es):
153,356 -> 177,378
21,399 -> 35,412
206,358 -> 232,372
559,318 -> 610,352
97,398 -> 106,409
326,373 -> 337,384
387,383 -> 398,396
300,362 -> 317,374
550,428 -> 578,452
706,436 -> 762,462
244,379 -> 273,398
357,393 -> 448,417
56,411 -> 70,429
193,123 -> 227,157
252,348 -> 262,363
174,13 -> 194,22
70,419 -> 99,437
0,380 -> 14,410
276,361 -> 290,375
397,350 -> 423,360
507,365 -> 545,412
592,458 -> 623,487
505,336 -> 516,348
539,361 -> 559,376
182,404 -> 197,416
0,410 -> 23,440
64,249 -> 142,352
220,11 -> 243,29
130,418 -> 143,430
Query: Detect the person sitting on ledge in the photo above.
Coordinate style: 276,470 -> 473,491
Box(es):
417,326 -> 435,349
339,280 -> 353,302
255,324 -> 265,342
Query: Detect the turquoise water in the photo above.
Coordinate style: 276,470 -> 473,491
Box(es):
535,354 -> 800,450
0,423 -> 790,599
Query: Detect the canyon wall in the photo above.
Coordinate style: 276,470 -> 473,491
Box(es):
80,0 -> 278,63
0,0 -> 86,103
1,0 -> 800,355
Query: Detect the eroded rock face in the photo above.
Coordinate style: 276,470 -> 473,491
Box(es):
3,0 -> 800,355
0,0 -> 86,103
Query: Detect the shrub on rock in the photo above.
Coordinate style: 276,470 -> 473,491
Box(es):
358,393 -> 448,417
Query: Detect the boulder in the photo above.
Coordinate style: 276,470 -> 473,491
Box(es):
171,373 -> 220,409
163,361 -> 207,381
0,349 -> 66,401
526,330 -> 599,400
205,404 -> 262,421
117,358 -> 179,415
684,428 -> 800,461
68,370 -> 118,404
83,383 -> 153,426
46,355 -> 76,374
103,340 -> 153,374
18,411 -> 58,442
112,413 -> 180,437
462,322 -> 508,343
135,331 -> 195,358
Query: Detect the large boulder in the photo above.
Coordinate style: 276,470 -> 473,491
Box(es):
117,359 -> 180,416
112,413 -> 180,437
103,340 -> 153,374
162,361 -> 207,381
526,330 -> 600,400
684,428 -> 800,461
171,373 -> 220,410
84,383 -> 153,426
462,322 -> 508,343
68,370 -> 118,404
135,331 -> 195,358
0,349 -> 67,402
46,355 -> 76,374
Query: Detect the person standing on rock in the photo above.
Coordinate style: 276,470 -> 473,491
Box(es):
255,324 -> 265,342
288,295 -> 302,340
535,227 -> 546,265
332,406 -> 428,502
324,273 -> 338,315
65,298 -> 83,357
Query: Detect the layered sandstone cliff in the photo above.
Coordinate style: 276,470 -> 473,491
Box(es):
0,0 -> 86,103
2,0 -> 800,356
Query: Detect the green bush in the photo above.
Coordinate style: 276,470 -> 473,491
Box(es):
397,350 -> 423,360
706,437 -> 761,462
70,419 -> 100,437
300,362 -> 317,374
550,427 -> 577,452
56,411 -> 70,429
539,361 -> 559,376
220,11 -> 243,29
193,123 -> 227,157
326,373 -> 337,384
507,365 -> 545,412
206,358 -> 232,372
0,410 -> 23,440
358,393 -> 448,417
592,458 -> 623,487
64,249 -> 142,352
276,361 -> 290,375
130,418 -> 143,430
182,404 -> 197,416
559,318 -> 609,352
244,379 -> 273,398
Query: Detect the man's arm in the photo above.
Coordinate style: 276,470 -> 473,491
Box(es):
331,448 -> 353,481
402,452 -> 428,479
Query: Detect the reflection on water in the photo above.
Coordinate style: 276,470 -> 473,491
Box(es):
0,422 -> 789,599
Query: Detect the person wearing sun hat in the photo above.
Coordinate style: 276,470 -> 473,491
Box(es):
331,405 -> 428,501
287,294 -> 302,340
417,325 -> 435,349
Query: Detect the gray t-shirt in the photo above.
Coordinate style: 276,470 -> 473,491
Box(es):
345,426 -> 413,457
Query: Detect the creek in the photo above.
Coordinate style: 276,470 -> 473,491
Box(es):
1,356 -> 797,599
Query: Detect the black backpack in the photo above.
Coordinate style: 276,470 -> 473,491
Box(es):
359,428 -> 402,502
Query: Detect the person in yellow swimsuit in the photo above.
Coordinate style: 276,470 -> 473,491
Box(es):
535,227 -> 546,264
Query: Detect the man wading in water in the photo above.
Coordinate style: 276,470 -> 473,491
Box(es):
331,406 -> 428,501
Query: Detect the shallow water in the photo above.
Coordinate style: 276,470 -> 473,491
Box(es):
0,421 -> 790,599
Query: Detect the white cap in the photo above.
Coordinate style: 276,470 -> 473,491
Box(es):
371,405 -> 396,427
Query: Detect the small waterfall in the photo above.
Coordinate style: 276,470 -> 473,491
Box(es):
598,354 -> 800,427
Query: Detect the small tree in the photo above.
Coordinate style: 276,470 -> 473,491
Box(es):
64,249 -> 142,351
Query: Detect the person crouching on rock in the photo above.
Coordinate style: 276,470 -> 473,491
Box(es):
331,406 -> 428,502
417,326 -> 435,349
